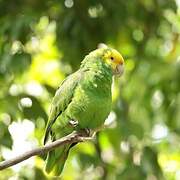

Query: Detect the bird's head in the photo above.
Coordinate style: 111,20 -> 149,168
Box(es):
90,47 -> 125,76
102,48 -> 124,76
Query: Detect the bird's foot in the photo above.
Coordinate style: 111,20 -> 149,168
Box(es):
84,128 -> 91,136
78,128 -> 91,137
82,128 -> 96,138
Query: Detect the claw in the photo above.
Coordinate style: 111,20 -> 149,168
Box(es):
84,128 -> 91,136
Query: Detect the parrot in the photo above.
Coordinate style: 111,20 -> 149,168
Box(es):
44,46 -> 125,176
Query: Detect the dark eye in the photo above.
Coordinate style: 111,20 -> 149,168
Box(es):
110,57 -> 114,60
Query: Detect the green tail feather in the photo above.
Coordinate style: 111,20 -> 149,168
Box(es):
45,145 -> 70,176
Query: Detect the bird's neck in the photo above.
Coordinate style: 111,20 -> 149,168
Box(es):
81,57 -> 113,86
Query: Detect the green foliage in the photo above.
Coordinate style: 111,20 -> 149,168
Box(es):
0,0 -> 180,179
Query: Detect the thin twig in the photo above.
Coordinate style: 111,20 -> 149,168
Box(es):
0,131 -> 93,170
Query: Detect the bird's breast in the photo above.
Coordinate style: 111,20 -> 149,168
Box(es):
69,82 -> 112,129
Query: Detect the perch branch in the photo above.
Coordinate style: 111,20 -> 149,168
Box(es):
0,131 -> 92,170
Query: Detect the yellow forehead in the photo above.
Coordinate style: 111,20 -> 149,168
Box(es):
103,48 -> 124,65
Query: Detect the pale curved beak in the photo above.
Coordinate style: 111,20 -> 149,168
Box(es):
114,64 -> 124,76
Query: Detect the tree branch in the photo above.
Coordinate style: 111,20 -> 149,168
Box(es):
0,131 -> 92,171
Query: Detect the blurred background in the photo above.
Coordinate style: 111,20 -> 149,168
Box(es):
0,0 -> 180,179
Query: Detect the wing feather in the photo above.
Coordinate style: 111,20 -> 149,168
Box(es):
44,70 -> 83,144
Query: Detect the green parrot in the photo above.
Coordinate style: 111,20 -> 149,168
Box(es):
44,46 -> 124,176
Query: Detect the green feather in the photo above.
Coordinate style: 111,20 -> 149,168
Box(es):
44,48 -> 113,176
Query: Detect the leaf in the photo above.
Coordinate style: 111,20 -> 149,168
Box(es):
78,152 -> 100,169
20,95 -> 48,124
0,122 -> 12,148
